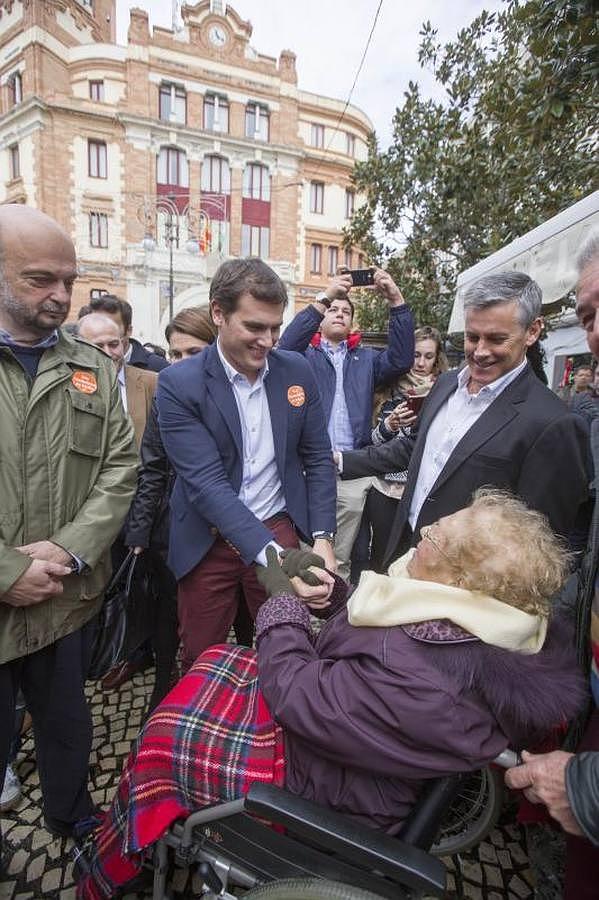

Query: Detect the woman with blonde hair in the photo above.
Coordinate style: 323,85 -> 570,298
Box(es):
79,489 -> 584,899
366,325 -> 448,572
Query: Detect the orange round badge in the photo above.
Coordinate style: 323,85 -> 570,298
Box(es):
287,385 -> 305,408
71,370 -> 98,394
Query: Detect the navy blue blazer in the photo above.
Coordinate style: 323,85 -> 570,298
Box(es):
156,343 -> 337,580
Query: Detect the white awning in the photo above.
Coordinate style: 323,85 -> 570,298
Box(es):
448,191 -> 599,334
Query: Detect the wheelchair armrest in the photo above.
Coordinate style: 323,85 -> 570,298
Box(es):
397,773 -> 465,850
244,783 -> 445,896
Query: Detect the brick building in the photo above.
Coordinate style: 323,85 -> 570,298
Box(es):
0,0 -> 372,343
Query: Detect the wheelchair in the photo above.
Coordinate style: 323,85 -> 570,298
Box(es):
145,751 -> 518,899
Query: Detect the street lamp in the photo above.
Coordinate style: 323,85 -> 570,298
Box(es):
137,193 -> 227,322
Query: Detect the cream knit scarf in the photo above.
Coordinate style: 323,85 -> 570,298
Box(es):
347,551 -> 547,654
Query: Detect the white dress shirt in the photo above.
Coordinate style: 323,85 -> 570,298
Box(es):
117,365 -> 128,412
408,358 -> 528,529
217,341 -> 286,564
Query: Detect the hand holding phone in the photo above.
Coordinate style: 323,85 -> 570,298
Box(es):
385,401 -> 417,432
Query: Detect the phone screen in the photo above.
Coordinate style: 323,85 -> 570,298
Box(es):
349,268 -> 375,287
406,395 -> 425,414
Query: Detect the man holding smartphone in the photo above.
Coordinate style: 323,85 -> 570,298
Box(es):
278,267 -> 414,578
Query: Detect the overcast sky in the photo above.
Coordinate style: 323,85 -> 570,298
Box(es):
116,0 -> 504,148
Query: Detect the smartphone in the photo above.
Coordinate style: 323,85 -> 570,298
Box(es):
405,395 -> 425,415
349,268 -> 375,287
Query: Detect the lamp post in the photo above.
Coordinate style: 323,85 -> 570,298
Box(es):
137,193 -> 227,323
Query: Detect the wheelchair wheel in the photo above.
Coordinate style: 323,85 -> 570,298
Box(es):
242,877 -> 386,899
431,765 -> 504,856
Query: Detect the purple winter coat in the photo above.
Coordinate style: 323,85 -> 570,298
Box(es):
255,582 -> 586,831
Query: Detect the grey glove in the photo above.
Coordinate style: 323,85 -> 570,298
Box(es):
280,548 -> 326,587
256,546 -> 296,598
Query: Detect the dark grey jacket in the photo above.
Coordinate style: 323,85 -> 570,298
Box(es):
566,752 -> 599,844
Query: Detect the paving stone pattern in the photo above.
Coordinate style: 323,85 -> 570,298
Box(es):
1,666 -> 542,899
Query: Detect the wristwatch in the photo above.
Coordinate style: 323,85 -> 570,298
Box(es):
313,531 -> 336,547
315,291 -> 332,309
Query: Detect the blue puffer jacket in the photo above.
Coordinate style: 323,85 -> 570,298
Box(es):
278,304 -> 414,449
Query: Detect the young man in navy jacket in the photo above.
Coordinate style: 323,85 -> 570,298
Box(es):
157,258 -> 336,671
278,268 -> 414,577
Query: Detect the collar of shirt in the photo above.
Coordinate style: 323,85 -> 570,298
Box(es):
320,338 -> 348,358
124,343 -> 133,364
456,357 -> 528,399
216,338 -> 269,387
0,328 -> 59,350
117,365 -> 126,388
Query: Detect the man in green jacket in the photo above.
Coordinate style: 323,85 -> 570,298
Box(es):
0,205 -> 138,839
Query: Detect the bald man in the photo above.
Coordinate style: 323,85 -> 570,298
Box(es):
0,205 -> 138,840
78,312 -> 156,447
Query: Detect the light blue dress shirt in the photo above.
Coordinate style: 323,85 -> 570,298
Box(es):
321,338 -> 355,451
217,341 -> 286,564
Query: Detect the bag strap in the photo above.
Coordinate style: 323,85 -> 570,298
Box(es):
105,548 -> 137,594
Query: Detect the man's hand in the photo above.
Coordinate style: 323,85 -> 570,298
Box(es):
319,273 -> 353,306
17,541 -> 73,567
505,750 -> 583,837
372,268 -> 405,307
312,538 -> 337,573
1,558 -> 72,607
130,546 -> 145,556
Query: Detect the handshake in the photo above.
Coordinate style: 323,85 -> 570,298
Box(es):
257,547 -> 335,609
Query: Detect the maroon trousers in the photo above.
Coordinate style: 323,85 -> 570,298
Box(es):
177,514 -> 299,671
564,708 -> 599,899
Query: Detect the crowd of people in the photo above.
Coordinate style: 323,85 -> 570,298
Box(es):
0,201 -> 598,899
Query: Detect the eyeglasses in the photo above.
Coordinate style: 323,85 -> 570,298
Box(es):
420,523 -> 455,567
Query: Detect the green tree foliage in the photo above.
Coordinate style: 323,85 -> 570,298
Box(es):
347,0 -> 598,333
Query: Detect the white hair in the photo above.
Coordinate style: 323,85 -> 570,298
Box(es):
575,229 -> 599,278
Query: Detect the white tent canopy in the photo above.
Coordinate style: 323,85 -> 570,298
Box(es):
448,191 -> 599,335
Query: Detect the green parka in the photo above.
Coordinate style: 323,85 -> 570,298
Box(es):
0,329 -> 139,664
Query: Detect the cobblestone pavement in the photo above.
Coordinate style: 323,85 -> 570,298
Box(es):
1,666 -> 542,899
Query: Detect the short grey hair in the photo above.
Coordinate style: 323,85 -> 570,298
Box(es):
463,272 -> 542,328
575,229 -> 599,278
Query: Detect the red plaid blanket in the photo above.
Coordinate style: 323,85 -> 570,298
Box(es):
78,644 -> 285,899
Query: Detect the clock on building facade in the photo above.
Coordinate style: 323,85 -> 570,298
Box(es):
208,24 -> 227,47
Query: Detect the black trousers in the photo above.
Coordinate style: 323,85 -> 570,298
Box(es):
364,487 -> 402,574
0,619 -> 96,826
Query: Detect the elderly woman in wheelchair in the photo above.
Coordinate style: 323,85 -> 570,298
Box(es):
78,489 -> 585,899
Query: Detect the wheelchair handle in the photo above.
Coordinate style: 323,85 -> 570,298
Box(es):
493,749 -> 522,769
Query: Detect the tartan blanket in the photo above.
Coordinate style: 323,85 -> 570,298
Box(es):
78,644 -> 285,900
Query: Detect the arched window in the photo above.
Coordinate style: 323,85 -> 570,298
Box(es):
157,147 -> 189,188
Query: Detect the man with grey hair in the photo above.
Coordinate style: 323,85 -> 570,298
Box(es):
337,271 -> 589,569
506,232 -> 599,899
